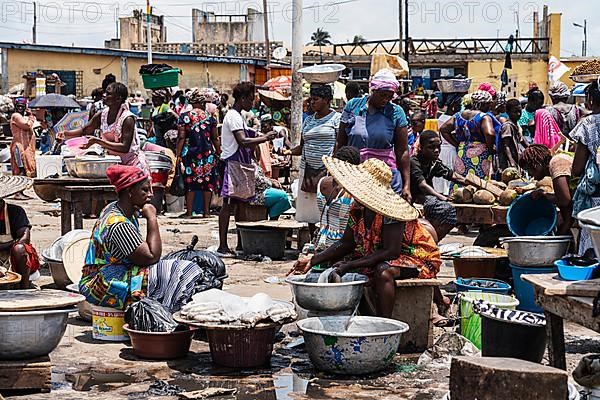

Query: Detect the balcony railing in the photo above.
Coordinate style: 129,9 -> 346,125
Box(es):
333,38 -> 549,57
131,41 -> 283,59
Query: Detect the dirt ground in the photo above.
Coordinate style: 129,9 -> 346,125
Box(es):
2,190 -> 599,399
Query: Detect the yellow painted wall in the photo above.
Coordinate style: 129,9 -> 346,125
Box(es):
5,48 -> 243,97
548,13 -> 562,60
467,59 -> 548,97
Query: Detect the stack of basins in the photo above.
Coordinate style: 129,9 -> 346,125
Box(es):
145,151 -> 173,211
503,193 -> 571,313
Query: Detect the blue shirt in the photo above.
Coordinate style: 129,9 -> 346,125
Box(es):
341,96 -> 408,150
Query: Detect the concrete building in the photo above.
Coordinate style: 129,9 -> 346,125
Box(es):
105,10 -> 167,50
0,43 -> 268,97
192,8 -> 264,44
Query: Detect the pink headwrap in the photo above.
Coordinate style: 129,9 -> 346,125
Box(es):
370,69 -> 400,92
477,82 -> 497,98
533,109 -> 563,150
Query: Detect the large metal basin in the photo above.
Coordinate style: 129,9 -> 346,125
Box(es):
285,275 -> 367,312
297,316 -> 409,374
64,156 -> 120,178
0,308 -> 75,360
500,236 -> 572,267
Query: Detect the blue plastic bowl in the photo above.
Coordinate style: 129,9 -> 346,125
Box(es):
454,278 -> 512,295
555,259 -> 599,281
507,192 -> 557,236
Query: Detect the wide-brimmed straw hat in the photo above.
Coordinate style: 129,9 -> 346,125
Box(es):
0,175 -> 33,198
322,156 -> 419,221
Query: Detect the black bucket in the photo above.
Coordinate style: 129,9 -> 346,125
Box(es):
481,312 -> 547,363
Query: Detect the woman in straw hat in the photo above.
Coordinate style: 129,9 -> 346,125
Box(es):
0,175 -> 40,288
297,156 -> 441,318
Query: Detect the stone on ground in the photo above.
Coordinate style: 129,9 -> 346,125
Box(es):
450,356 -> 568,400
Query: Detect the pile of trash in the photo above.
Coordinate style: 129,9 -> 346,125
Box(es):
179,289 -> 296,327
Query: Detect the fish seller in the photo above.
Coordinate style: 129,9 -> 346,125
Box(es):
79,165 -> 207,312
300,156 -> 441,318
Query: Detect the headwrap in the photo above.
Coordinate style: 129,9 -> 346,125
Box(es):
423,196 -> 457,226
106,165 -> 149,193
151,88 -> 171,101
370,69 -> 400,92
186,88 -> 206,104
310,84 -> 333,100
549,81 -> 571,99
15,98 -> 27,106
471,90 -> 494,109
461,93 -> 473,109
533,109 -> 563,150
260,114 -> 274,123
477,82 -> 497,98
496,91 -> 507,106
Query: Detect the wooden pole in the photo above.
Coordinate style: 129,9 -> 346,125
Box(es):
290,0 -> 303,145
262,0 -> 271,80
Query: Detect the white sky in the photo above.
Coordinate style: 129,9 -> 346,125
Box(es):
0,0 -> 596,57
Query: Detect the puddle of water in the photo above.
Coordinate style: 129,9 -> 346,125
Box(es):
58,371 -> 137,392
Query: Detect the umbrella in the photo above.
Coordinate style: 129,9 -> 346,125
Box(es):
263,76 -> 292,95
29,94 -> 81,109
52,110 -> 89,133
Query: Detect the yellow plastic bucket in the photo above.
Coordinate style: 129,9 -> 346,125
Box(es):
92,306 -> 128,341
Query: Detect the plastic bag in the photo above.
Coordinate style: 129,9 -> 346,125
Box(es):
124,297 -> 179,332
164,235 -> 227,292
169,164 -> 186,197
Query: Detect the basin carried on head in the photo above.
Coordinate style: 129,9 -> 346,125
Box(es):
297,316 -> 409,375
285,275 -> 368,312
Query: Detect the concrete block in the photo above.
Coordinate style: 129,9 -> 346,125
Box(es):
450,356 -> 568,400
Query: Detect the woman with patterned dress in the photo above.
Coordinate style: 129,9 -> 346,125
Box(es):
176,88 -> 221,218
300,157 -> 440,318
439,90 -> 500,183
79,165 -> 206,312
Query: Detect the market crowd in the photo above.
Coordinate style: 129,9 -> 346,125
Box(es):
5,70 -> 600,319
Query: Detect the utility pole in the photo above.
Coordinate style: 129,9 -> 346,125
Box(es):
32,2 -> 37,44
584,19 -> 587,57
404,0 -> 409,63
263,0 -> 271,80
290,0 -> 303,146
146,0 -> 152,64
398,0 -> 403,58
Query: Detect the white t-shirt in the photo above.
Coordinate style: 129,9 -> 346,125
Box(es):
221,109 -> 246,159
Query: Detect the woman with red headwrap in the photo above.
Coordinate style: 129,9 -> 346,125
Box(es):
79,165 -> 207,312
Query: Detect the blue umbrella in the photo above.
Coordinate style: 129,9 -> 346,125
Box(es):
29,94 -> 81,109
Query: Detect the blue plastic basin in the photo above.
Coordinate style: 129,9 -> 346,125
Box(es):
555,259 -> 599,281
455,278 -> 511,295
507,193 -> 557,236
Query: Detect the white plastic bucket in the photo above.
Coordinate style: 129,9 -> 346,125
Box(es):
165,193 -> 185,213
589,386 -> 600,400
36,155 -> 63,178
91,305 -> 128,341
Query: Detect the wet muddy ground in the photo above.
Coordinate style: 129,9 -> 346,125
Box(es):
2,191 -> 599,399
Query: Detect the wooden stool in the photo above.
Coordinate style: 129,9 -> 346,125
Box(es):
392,279 -> 442,353
0,356 -> 51,393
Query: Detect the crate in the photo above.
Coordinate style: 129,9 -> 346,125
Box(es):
141,69 -> 181,89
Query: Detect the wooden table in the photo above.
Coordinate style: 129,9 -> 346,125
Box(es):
453,204 -> 508,225
523,273 -> 600,370
33,177 -> 116,235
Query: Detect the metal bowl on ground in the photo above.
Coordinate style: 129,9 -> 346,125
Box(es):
65,156 -> 121,179
123,324 -> 195,360
299,64 -> 346,84
285,275 -> 368,312
66,283 -> 92,321
297,316 -> 409,375
0,308 -> 75,360
500,236 -> 572,267
144,151 -> 172,164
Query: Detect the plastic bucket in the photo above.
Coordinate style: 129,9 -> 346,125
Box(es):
507,193 -> 557,236
452,258 -> 498,279
481,311 -> 547,363
510,264 -> 557,313
455,278 -> 511,295
92,306 -> 128,341
588,386 -> 600,400
459,292 -> 519,349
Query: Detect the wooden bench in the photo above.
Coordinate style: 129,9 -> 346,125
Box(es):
364,279 -> 443,353
0,356 -> 51,393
